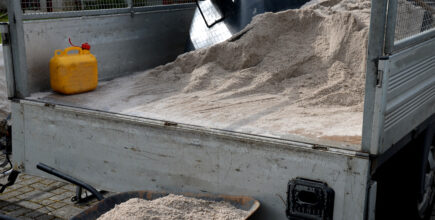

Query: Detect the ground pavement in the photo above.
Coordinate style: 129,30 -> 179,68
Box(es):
0,173 -> 106,220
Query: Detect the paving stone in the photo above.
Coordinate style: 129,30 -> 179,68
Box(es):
35,214 -> 56,220
1,204 -> 21,212
32,192 -> 57,202
16,190 -> 44,200
0,200 -> 10,208
48,182 -> 68,189
17,186 -> 34,194
49,193 -> 72,202
39,199 -> 57,206
51,205 -> 84,219
0,190 -> 24,199
37,205 -> 57,214
32,182 -> 55,191
5,183 -> 24,191
49,188 -> 66,195
40,179 -> 57,185
17,200 -> 43,210
61,184 -> 76,192
48,201 -> 67,209
61,197 -> 75,204
0,173 -> 100,219
18,216 -> 37,220
6,197 -> 21,203
24,210 -> 45,219
19,177 -> 42,186
6,207 -> 32,217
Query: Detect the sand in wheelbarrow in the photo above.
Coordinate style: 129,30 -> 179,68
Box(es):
96,194 -> 250,220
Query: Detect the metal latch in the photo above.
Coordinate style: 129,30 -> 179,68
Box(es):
0,23 -> 9,46
376,69 -> 383,88
376,57 -> 389,88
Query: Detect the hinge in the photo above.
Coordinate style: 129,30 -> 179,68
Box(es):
376,56 -> 389,88
0,23 -> 10,46
376,69 -> 383,88
1,33 -> 10,46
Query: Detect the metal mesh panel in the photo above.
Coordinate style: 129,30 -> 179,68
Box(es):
21,0 -> 194,14
189,0 -> 230,49
21,0 -> 127,12
395,0 -> 435,42
133,0 -> 195,7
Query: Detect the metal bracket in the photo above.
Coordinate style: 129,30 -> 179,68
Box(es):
0,23 -> 10,46
376,69 -> 383,88
71,185 -> 106,203
376,57 -> 389,88
366,181 -> 377,220
127,0 -> 134,17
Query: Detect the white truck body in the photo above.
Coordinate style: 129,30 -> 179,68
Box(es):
2,1 -> 435,219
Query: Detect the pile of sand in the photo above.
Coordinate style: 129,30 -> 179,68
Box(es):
97,194 -> 250,220
145,0 -> 370,110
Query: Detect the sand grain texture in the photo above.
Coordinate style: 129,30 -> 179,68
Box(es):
97,194 -> 250,220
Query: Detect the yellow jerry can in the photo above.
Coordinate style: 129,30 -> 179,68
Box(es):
50,46 -> 98,95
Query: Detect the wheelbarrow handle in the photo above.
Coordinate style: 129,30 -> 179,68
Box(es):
36,163 -> 104,201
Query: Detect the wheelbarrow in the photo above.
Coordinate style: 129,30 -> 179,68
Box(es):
36,163 -> 260,220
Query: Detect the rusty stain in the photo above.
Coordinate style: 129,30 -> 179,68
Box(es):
164,121 -> 178,126
312,145 -> 328,151
292,128 -> 362,145
44,103 -> 55,108
129,147 -> 140,152
321,135 -> 362,145
142,150 -> 174,158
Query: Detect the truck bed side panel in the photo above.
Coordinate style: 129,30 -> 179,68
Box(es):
12,101 -> 369,220
370,38 -> 435,154
22,8 -> 195,94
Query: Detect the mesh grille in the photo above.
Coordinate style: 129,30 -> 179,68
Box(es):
133,0 -> 194,7
395,0 -> 435,42
21,0 -> 127,12
20,0 -> 195,14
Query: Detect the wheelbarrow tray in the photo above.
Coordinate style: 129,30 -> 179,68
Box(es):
72,191 -> 260,220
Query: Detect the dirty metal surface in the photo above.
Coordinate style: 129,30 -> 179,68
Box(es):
23,7 -> 195,94
13,100 -> 370,220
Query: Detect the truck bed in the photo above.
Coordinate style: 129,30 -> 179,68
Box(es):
29,71 -> 363,152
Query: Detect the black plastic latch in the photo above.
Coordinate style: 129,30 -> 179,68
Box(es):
287,178 -> 335,220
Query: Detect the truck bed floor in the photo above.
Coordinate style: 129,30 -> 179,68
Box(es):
29,72 -> 363,151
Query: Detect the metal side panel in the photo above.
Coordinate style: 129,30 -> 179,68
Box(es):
374,38 -> 435,154
23,7 -> 195,94
12,101 -> 370,220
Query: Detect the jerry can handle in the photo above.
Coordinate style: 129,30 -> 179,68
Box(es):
54,47 -> 83,57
